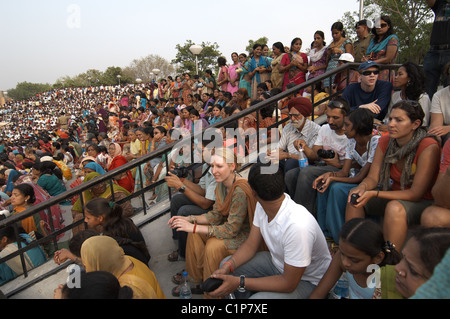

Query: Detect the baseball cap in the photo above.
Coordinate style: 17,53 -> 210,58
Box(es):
338,53 -> 355,63
358,60 -> 380,71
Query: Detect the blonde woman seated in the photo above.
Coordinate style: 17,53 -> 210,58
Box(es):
168,148 -> 258,297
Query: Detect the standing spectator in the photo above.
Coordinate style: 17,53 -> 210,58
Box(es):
227,53 -> 241,95
423,0 -> 450,99
307,31 -> 328,81
353,20 -> 373,63
280,38 -> 308,92
323,22 -> 353,91
217,57 -> 229,92
248,44 -> 271,100
270,42 -> 286,90
364,16 -> 399,83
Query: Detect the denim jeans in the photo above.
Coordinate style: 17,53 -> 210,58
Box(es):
423,48 -> 450,99
223,252 -> 317,299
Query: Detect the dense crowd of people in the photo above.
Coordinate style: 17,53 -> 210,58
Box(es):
0,4 -> 449,300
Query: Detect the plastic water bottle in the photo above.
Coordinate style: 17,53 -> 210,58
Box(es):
332,273 -> 349,299
179,271 -> 192,299
298,148 -> 309,168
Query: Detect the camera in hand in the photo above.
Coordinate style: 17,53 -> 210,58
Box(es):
317,180 -> 325,191
350,193 -> 360,205
201,278 -> 223,292
317,149 -> 335,159
170,166 -> 189,179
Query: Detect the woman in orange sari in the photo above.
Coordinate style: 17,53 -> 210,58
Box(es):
107,143 -> 134,194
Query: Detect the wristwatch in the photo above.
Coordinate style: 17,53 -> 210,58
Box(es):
178,185 -> 186,193
238,275 -> 246,292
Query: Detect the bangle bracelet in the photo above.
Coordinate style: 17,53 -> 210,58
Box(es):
376,190 -> 380,198
193,222 -> 197,234
224,261 -> 235,273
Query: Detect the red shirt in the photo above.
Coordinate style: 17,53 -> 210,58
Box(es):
378,135 -> 440,200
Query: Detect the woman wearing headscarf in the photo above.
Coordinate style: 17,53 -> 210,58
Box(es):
80,235 -> 165,299
107,143 -> 134,194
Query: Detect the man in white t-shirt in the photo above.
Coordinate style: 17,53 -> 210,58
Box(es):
285,98 -> 349,214
208,162 -> 331,299
429,85 -> 450,144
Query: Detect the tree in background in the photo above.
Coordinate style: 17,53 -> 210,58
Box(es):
245,37 -> 269,56
7,82 -> 52,101
123,54 -> 175,83
171,40 -> 221,77
340,0 -> 433,64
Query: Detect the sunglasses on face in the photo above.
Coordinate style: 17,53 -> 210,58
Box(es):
361,70 -> 380,76
376,23 -> 388,28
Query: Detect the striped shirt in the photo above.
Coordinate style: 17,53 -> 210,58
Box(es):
278,120 -> 320,155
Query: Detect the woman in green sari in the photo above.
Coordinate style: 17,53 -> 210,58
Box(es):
71,172 -> 133,235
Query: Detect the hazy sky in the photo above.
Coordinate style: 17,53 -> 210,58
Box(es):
0,0 -> 363,91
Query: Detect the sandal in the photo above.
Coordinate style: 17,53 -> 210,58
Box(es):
172,270 -> 185,285
168,250 -> 184,262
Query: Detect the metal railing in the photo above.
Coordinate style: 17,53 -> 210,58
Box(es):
0,62 -> 401,297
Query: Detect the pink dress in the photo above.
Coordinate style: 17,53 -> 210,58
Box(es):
227,63 -> 241,94
218,66 -> 229,92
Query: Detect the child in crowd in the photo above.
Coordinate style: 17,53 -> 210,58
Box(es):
310,218 -> 401,299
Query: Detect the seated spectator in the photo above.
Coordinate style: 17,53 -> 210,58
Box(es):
9,183 -> 43,237
80,235 -> 165,299
168,148 -> 257,297
342,61 -> 393,121
285,98 -> 350,214
428,82 -> 450,145
54,271 -> 134,299
208,105 -> 223,125
208,162 -> 331,299
107,142 -> 134,194
393,227 -> 450,298
165,137 -> 216,262
310,218 -> 401,299
83,198 -> 150,264
331,53 -> 360,94
266,97 -> 320,174
31,161 -> 67,198
0,219 -> 47,285
346,100 -> 441,249
189,109 -> 209,135
382,62 -> 431,129
420,138 -> 450,228
72,172 -> 133,235
410,247 -> 450,299
314,108 -> 379,245
123,128 -> 141,161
